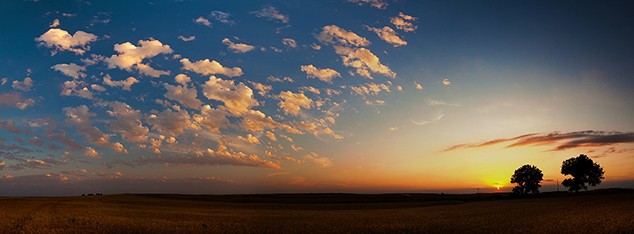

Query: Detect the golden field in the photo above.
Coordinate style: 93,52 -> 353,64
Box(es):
0,190 -> 632,233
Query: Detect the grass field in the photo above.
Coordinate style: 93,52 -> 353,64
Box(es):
0,189 -> 632,233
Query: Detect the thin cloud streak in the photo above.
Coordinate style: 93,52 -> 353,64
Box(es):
443,131 -> 634,152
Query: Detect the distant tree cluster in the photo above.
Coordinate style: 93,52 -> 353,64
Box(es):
510,154 -> 604,196
82,193 -> 103,196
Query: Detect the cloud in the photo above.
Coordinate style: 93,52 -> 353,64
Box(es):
1,78 -> 7,86
61,80 -> 93,99
334,46 -> 396,79
295,121 -> 343,140
443,131 -> 634,152
414,82 -> 423,90
177,35 -> 196,42
180,58 -> 243,77
442,78 -> 451,86
194,17 -> 212,27
411,112 -> 444,126
102,74 -> 139,91
267,76 -> 294,83
301,86 -> 320,95
12,77 -> 33,92
163,75 -> 202,110
0,119 -> 21,133
391,12 -> 417,32
174,74 -> 190,86
147,108 -> 194,137
251,6 -> 289,23
210,11 -> 234,24
10,159 -> 53,170
52,63 -> 86,79
265,131 -> 277,141
84,147 -> 101,158
105,39 -> 173,78
0,92 -> 35,110
348,82 -> 391,96
348,0 -> 388,9
248,81 -> 272,96
193,105 -> 228,133
282,38 -> 297,48
50,19 -> 60,28
425,99 -> 461,107
28,136 -> 44,147
35,28 -> 97,55
316,25 -> 370,47
113,142 -> 128,154
303,152 -> 333,168
221,38 -> 256,53
91,84 -> 106,92
300,65 -> 341,83
137,142 -> 280,169
106,101 -> 149,143
63,105 -> 112,147
237,134 -> 261,145
240,110 -> 300,134
201,75 -> 258,115
366,26 -> 407,47
278,91 -> 313,116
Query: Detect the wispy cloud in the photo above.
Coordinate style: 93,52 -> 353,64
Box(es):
410,112 -> 444,126
425,98 -> 461,107
251,6 -> 289,24
348,0 -> 388,9
443,131 -> 634,152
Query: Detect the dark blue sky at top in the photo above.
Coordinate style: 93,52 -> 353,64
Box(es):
2,0 -> 633,108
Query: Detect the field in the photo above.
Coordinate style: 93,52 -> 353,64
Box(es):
0,189 -> 632,233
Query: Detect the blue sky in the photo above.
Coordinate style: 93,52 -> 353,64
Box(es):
1,0 -> 633,195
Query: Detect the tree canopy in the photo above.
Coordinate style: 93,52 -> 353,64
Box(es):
561,154 -> 604,192
510,164 -> 543,195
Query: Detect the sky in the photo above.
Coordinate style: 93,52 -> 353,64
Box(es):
1,0 -> 633,196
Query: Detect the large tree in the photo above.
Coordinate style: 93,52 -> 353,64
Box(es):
561,154 -> 604,192
510,164 -> 543,195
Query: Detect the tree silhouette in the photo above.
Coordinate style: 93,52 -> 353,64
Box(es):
561,154 -> 604,192
510,164 -> 543,195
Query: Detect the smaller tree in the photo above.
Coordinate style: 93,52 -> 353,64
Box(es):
511,164 -> 543,196
561,154 -> 604,192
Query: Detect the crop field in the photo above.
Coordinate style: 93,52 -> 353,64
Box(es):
0,189 -> 632,233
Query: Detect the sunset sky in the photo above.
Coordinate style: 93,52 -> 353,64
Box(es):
1,0 -> 633,195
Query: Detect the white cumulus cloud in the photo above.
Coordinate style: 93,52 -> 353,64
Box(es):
36,28 -> 97,55
222,38 -> 256,53
201,76 -> 258,116
300,65 -> 341,83
391,12 -> 417,32
278,91 -> 313,116
105,39 -> 173,78
12,77 -> 33,92
52,63 -> 86,79
366,26 -> 407,47
180,58 -> 243,77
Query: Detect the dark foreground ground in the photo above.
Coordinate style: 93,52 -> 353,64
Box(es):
0,189 -> 632,233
